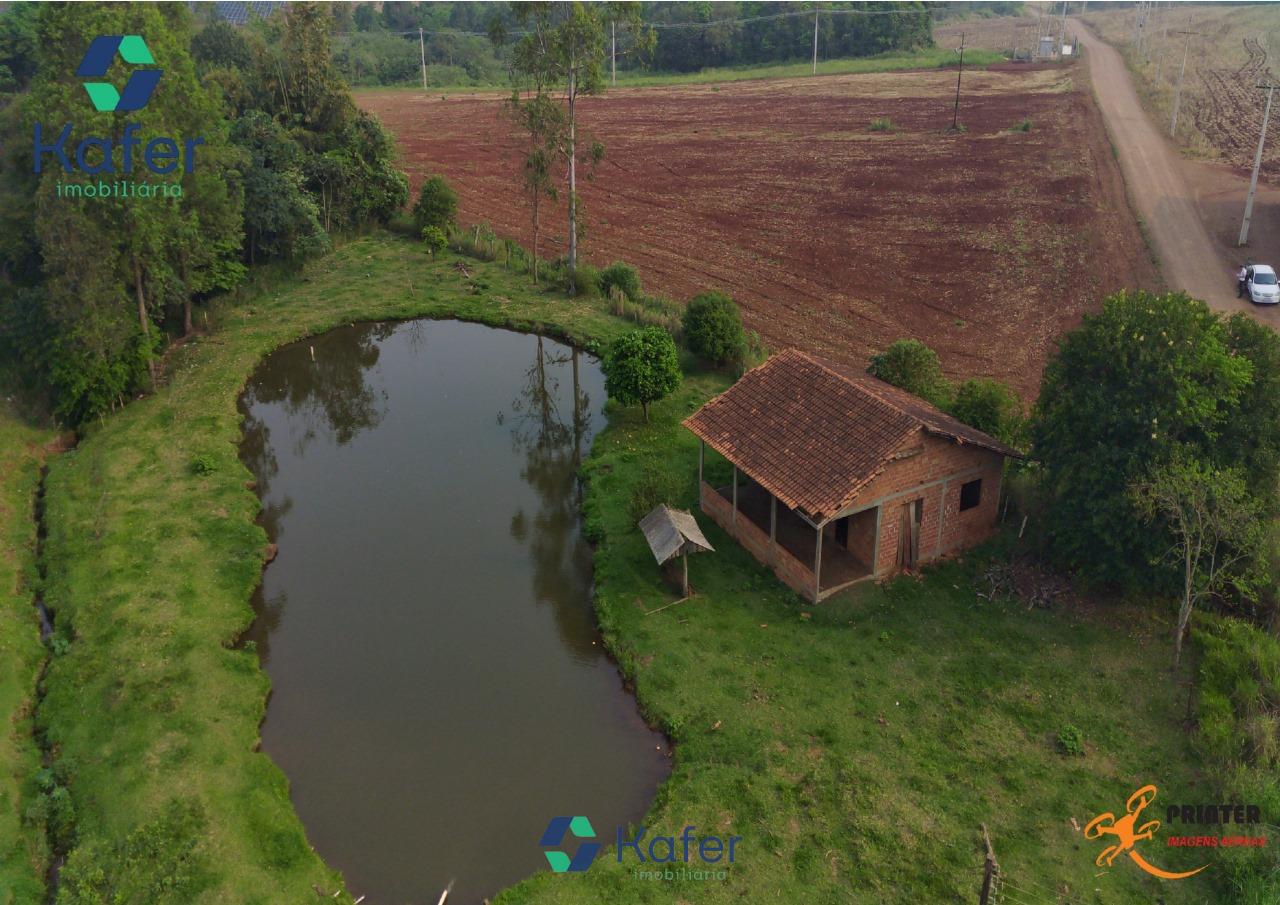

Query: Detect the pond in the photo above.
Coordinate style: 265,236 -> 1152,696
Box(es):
238,320 -> 669,904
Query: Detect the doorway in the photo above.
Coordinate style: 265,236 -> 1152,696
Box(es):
897,499 -> 922,569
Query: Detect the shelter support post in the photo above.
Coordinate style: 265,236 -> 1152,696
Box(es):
732,465 -> 738,526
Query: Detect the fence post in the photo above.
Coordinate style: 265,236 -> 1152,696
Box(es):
979,824 -> 999,905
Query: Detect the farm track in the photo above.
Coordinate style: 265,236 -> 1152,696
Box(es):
360,64 -> 1156,397
1075,19 -> 1280,324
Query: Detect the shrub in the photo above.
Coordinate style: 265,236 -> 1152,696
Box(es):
867,338 -> 952,408
869,117 -> 896,132
569,262 -> 600,297
421,225 -> 447,259
683,291 -> 746,367
599,261 -> 642,301
1057,724 -> 1084,756
412,175 -> 458,232
190,454 -> 217,476
602,327 -> 682,422
450,222 -> 499,261
949,377 -> 1026,448
1009,118 -> 1033,132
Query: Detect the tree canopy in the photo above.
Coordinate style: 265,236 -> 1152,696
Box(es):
602,326 -> 681,422
0,1 -> 409,424
1032,290 -> 1267,589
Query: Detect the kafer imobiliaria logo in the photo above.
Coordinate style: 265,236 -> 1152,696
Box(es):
539,816 -> 739,882
1085,784 -> 1267,880
35,34 -> 203,199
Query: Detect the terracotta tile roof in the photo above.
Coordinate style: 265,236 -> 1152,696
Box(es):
683,349 -> 1020,521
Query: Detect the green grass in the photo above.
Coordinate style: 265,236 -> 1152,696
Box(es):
0,405 -> 52,905
355,47 -> 1007,95
33,233 -> 1221,903
492,378 -> 1223,904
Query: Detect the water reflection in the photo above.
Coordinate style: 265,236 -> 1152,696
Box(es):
506,338 -> 599,661
238,320 -> 666,905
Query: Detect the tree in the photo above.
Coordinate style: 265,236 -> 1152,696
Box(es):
1131,456 -> 1266,665
22,2 -> 243,411
412,174 -> 458,232
1032,291 -> 1253,587
682,291 -> 745,367
602,2 -> 656,85
602,327 -> 681,422
502,2 -> 644,282
231,112 -> 330,262
866,338 -> 952,408
190,18 -> 252,73
1219,313 -> 1280,509
0,2 -> 39,92
504,90 -> 565,285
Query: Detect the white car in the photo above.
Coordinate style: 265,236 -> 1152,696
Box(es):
1247,265 -> 1280,304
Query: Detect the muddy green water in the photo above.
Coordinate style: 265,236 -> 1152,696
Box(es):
239,320 -> 668,904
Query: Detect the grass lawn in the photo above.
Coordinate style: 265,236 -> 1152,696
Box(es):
33,233 -> 1221,903
497,376 -> 1222,905
0,404 -> 52,905
355,47 -> 1007,95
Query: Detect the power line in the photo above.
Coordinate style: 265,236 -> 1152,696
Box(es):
334,5 -> 942,42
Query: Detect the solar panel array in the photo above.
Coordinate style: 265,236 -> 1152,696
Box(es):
208,1 -> 288,26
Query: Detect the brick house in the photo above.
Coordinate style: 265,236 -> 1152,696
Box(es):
683,349 -> 1022,602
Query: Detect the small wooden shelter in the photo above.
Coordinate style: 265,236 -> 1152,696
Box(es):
639,504 -> 714,596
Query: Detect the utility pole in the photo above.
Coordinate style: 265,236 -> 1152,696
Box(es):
952,32 -> 965,131
419,27 -> 428,91
1239,83 -> 1278,246
812,5 -> 820,76
611,20 -> 617,86
1170,29 -> 1199,139
1059,0 -> 1068,54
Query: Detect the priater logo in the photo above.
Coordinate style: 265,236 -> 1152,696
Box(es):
76,34 -> 162,112
1085,785 -> 1208,880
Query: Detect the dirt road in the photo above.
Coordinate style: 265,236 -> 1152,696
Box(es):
1074,19 -> 1280,327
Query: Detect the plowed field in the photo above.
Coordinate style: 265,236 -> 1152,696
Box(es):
358,64 -> 1156,397
1195,37 -> 1280,180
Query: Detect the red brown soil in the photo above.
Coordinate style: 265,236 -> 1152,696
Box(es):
358,64 -> 1157,398
1194,37 -> 1280,181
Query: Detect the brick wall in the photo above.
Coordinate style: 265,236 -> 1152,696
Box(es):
849,431 -> 1004,576
701,430 -> 1006,597
700,482 -> 817,600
